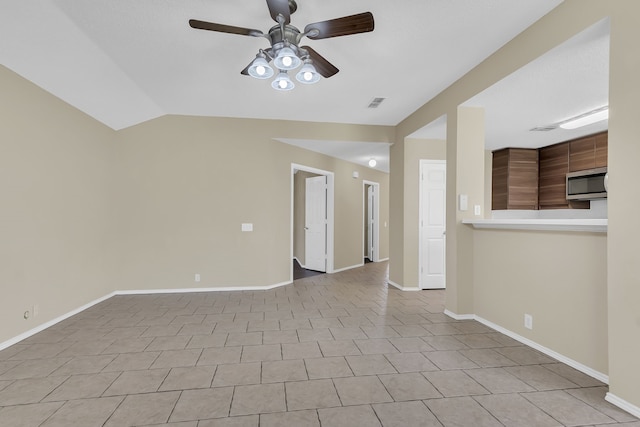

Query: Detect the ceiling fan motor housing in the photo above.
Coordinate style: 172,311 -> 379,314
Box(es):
268,24 -> 302,47
288,0 -> 298,15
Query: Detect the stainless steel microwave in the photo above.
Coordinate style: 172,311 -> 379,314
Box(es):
566,167 -> 608,200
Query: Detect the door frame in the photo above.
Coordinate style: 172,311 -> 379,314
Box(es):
419,159 -> 447,289
291,163 -> 335,282
362,180 -> 380,263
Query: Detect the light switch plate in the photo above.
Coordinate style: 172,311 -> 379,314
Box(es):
474,205 -> 481,216
458,194 -> 468,211
241,223 -> 253,232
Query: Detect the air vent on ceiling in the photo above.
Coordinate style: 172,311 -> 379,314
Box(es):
530,125 -> 558,132
368,97 -> 386,109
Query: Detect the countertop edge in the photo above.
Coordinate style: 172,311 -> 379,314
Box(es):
462,219 -> 607,233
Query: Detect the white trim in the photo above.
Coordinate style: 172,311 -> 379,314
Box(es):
362,180 -> 381,263
291,163 -> 335,281
605,393 -> 640,419
442,310 -> 609,385
332,263 -> 364,274
115,281 -> 293,295
387,280 -> 421,292
474,314 -> 608,384
462,218 -> 607,233
0,291 -> 117,351
293,257 -> 306,269
377,257 -> 389,262
444,309 -> 475,320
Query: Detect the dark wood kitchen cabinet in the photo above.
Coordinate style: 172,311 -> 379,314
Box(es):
539,142 -> 589,209
595,132 -> 608,168
569,131 -> 608,172
492,148 -> 539,210
491,131 -> 607,211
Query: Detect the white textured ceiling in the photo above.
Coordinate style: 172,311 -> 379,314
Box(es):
413,18 -> 610,150
0,0 -> 569,166
277,139 -> 391,172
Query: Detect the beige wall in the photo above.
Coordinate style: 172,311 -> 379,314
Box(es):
606,0 -> 640,405
391,0 -> 640,411
113,116 -> 391,290
473,230 -> 608,374
0,65 -> 116,344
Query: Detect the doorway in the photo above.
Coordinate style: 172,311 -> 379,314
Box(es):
419,160 -> 447,289
363,180 -> 380,263
291,164 -> 335,282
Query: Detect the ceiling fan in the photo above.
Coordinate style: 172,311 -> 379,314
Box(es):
189,0 -> 374,91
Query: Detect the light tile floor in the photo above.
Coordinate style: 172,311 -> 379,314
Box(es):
0,261 -> 638,426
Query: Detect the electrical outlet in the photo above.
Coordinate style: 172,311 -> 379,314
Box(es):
195,274 -> 201,282
524,314 -> 533,330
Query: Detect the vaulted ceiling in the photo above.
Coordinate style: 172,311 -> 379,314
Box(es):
3,1 -> 609,171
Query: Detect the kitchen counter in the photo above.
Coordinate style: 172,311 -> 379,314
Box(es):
462,218 -> 607,233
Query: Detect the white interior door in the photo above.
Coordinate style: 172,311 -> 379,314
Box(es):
367,185 -> 374,261
305,175 -> 327,272
420,160 -> 446,289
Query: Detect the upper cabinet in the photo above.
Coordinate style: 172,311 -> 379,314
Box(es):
595,132 -> 608,168
492,131 -> 607,210
539,142 -> 571,209
569,131 -> 608,172
492,148 -> 538,210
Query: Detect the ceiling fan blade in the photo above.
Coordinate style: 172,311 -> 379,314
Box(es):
240,62 -> 251,76
189,19 -> 264,37
304,12 -> 374,40
266,0 -> 291,24
301,46 -> 339,78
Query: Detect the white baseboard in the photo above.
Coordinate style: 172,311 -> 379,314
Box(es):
115,280 -> 293,295
443,310 -> 609,385
377,257 -> 389,262
332,263 -> 364,274
293,257 -> 305,269
475,315 -> 609,384
387,280 -> 420,292
444,309 -> 475,320
0,280 -> 293,351
606,393 -> 640,419
0,291 -> 117,352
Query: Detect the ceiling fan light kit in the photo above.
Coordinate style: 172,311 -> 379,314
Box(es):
248,53 -> 274,79
296,60 -> 320,84
189,0 -> 374,92
272,71 -> 295,91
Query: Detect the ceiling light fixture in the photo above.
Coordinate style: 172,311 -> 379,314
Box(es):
271,71 -> 295,91
368,159 -> 377,168
273,44 -> 302,70
252,46 -> 319,91
189,1 -> 375,93
559,106 -> 609,130
295,60 -> 320,84
248,51 -> 274,79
